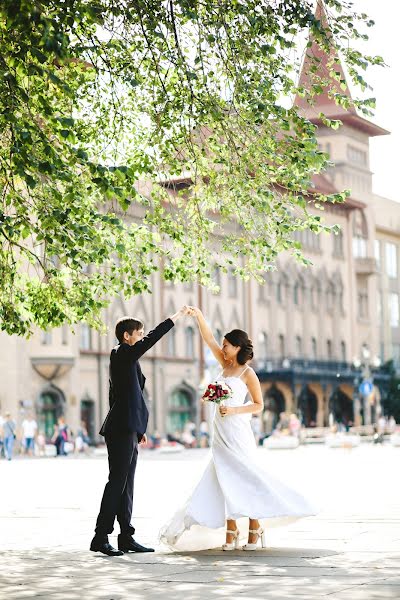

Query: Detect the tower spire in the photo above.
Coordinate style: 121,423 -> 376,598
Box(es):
295,0 -> 388,137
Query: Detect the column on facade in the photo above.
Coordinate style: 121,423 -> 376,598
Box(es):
308,383 -> 325,427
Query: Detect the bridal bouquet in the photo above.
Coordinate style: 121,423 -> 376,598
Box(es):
201,380 -> 232,404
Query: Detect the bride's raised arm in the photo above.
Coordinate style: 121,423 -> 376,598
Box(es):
189,307 -> 226,367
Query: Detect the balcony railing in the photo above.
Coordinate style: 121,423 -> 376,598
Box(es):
354,256 -> 377,275
256,357 -> 356,374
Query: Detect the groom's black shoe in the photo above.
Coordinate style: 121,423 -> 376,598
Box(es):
118,534 -> 154,553
90,535 -> 124,556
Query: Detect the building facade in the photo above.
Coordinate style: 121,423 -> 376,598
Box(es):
1,22 -> 399,442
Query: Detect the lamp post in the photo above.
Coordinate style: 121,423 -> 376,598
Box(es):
353,344 -> 381,426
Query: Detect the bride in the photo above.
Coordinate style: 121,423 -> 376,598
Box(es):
159,307 -> 317,552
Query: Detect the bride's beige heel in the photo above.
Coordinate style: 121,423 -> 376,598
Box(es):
242,527 -> 266,551
222,529 -> 240,551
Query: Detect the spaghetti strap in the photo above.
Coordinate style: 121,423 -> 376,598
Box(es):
239,365 -> 250,379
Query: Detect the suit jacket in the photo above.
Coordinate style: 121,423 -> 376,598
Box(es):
99,318 -> 174,438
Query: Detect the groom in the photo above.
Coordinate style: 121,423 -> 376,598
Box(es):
90,306 -> 189,556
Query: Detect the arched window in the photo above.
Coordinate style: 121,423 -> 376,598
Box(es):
228,268 -> 238,298
311,337 -> 317,360
352,209 -> 368,258
80,324 -> 92,350
326,282 -> 335,312
327,339 -> 333,360
214,328 -> 223,344
276,281 -> 282,303
41,330 -> 52,345
213,265 -> 222,291
258,274 -> 270,302
167,327 -> 176,356
185,326 -> 195,358
293,282 -> 300,305
258,331 -> 268,360
167,389 -> 194,433
295,335 -> 302,357
279,334 -> 285,357
61,325 -> 68,345
333,230 -> 344,258
341,341 -> 346,362
37,387 -> 65,440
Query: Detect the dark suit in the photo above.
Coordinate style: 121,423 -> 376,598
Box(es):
95,318 -> 174,537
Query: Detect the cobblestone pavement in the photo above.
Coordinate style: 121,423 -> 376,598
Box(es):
1,444 -> 400,599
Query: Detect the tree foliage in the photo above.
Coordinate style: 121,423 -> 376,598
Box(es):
0,0 -> 384,334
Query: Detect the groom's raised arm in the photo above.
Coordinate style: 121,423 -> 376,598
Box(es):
125,307 -> 188,361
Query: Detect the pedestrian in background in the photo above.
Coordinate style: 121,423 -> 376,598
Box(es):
75,421 -> 90,454
3,413 -> 16,461
21,413 -> 38,456
0,413 -> 4,458
250,414 -> 262,445
52,417 -> 70,456
199,420 -> 209,448
289,414 -> 301,438
37,430 -> 46,457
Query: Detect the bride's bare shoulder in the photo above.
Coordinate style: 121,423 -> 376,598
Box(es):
243,366 -> 258,382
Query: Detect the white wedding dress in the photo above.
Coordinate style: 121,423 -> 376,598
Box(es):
159,371 -> 317,551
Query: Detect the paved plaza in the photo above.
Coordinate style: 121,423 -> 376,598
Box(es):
1,443 -> 400,599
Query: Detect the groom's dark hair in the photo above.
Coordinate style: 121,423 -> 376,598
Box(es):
115,317 -> 144,344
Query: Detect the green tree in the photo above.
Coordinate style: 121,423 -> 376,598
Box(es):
0,0 -> 384,335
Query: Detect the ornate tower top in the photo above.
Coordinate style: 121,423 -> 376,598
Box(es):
295,0 -> 388,138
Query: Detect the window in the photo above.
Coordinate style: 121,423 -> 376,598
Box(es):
167,389 -> 193,433
339,290 -> 344,313
213,266 -> 221,292
327,339 -> 333,360
378,291 -> 383,325
389,293 -> 399,328
276,281 -> 282,303
258,275 -> 269,302
183,281 -> 194,292
386,243 -> 398,279
353,237 -> 367,258
295,335 -> 302,357
340,341 -> 346,362
358,291 -> 369,319
293,283 -> 299,305
41,330 -> 52,345
325,142 -> 332,157
374,240 -> 381,269
293,229 -> 320,252
228,268 -> 237,298
279,334 -> 285,357
258,331 -> 268,359
80,324 -> 91,350
310,286 -> 316,310
214,328 -> 223,344
311,337 -> 317,360
167,327 -> 176,356
352,210 -> 368,258
185,326 -> 195,358
347,144 -> 367,166
333,231 -> 344,258
326,282 -> 335,311
61,325 -> 68,345
392,344 -> 400,366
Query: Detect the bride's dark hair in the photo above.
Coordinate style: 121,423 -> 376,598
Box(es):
224,329 -> 254,365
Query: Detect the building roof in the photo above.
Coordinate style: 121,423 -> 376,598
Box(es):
308,174 -> 365,209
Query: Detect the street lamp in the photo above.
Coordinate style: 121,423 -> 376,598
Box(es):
352,344 -> 381,426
